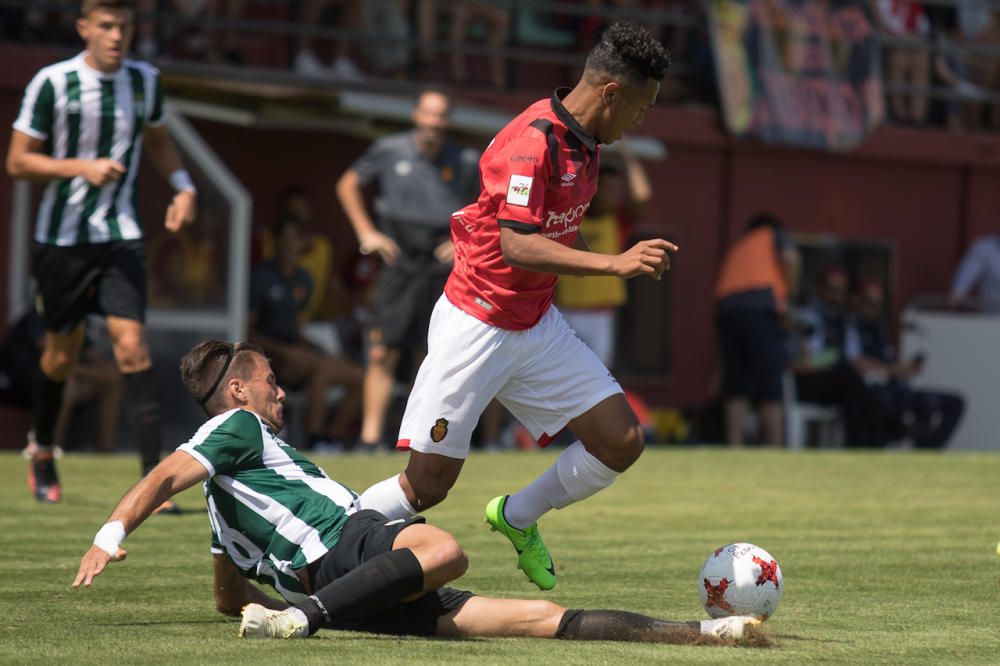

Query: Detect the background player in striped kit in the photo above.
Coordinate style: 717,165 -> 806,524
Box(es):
6,0 -> 197,504
72,339 -> 761,645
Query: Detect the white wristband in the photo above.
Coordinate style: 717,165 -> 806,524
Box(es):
93,520 -> 126,557
169,169 -> 197,194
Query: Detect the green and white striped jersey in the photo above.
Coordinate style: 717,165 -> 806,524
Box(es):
179,409 -> 358,603
13,52 -> 165,246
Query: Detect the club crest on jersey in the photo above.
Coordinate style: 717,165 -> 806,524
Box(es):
430,418 -> 449,442
506,174 -> 533,206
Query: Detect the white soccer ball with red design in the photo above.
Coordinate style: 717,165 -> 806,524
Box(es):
698,543 -> 782,620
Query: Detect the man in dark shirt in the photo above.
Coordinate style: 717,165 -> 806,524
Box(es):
336,88 -> 480,451
791,267 -> 903,446
249,217 -> 363,450
845,279 -> 964,448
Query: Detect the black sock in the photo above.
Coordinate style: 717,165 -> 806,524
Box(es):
32,365 -> 66,447
123,368 -> 162,476
295,549 -> 424,634
555,609 -> 698,644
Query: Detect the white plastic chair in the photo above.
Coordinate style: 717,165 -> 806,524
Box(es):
783,372 -> 844,450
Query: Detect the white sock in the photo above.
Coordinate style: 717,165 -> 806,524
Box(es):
504,441 -> 618,529
358,475 -> 418,520
287,608 -> 310,636
700,619 -> 721,635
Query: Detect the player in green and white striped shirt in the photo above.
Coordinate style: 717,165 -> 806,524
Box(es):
73,340 -> 475,636
6,0 -> 197,505
71,339 -> 762,644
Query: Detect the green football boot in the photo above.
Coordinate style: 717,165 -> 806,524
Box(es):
485,495 -> 556,590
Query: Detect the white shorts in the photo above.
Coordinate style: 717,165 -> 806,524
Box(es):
561,309 -> 616,367
398,294 -> 623,459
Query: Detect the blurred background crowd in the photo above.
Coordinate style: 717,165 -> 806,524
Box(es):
1,0 -> 998,454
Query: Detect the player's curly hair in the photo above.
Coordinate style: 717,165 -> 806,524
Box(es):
585,21 -> 671,83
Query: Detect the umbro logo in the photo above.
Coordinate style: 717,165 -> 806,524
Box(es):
560,172 -> 576,188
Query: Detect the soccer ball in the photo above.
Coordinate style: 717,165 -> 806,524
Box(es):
699,543 -> 782,620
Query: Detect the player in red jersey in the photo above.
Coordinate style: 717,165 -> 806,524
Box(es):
359,22 -> 675,590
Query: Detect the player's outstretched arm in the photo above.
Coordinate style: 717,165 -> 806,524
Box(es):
500,227 -> 677,279
213,554 -> 288,616
72,451 -> 208,588
6,129 -> 125,185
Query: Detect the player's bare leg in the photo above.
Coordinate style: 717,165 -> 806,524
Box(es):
399,450 -> 465,511
724,398 -> 750,447
391,522 -> 468,594
758,400 -> 784,448
489,394 -> 642,589
359,343 -> 401,449
358,450 -> 465,520
503,393 -> 642,526
438,597 -> 761,643
565,393 -> 644,472
438,597 -> 565,638
311,352 -> 363,444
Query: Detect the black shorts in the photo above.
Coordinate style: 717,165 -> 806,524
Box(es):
307,510 -> 475,637
716,305 -> 787,402
32,240 -> 147,332
370,265 -> 448,350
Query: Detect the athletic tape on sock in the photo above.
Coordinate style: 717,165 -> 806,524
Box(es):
358,475 -> 417,520
555,441 -> 618,505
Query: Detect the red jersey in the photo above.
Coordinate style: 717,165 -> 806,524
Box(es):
445,91 -> 601,330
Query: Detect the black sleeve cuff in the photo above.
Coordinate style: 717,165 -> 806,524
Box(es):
498,219 -> 540,234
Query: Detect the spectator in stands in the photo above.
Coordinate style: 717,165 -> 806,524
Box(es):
713,213 -> 800,447
845,279 -> 964,448
360,0 -> 410,78
942,2 -> 1000,130
0,310 -> 122,453
925,3 -> 997,130
248,216 -> 363,451
18,1 -> 79,46
257,186 -> 340,322
872,0 -> 931,125
135,0 -> 244,63
575,1 -> 670,53
293,0 -> 364,79
417,1 -> 510,89
790,266 -> 903,447
336,88 -> 479,452
556,143 -> 651,368
949,232 -> 1000,314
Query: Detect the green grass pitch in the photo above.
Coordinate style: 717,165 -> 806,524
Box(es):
1,447 -> 998,665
